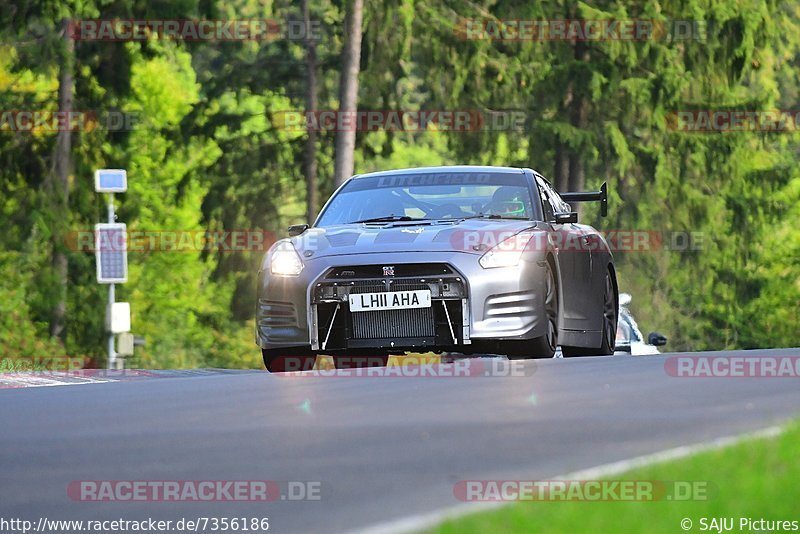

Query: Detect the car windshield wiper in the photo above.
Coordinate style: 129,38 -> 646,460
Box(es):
458,214 -> 529,221
351,215 -> 429,224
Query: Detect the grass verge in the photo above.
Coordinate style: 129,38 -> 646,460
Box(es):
431,420 -> 800,533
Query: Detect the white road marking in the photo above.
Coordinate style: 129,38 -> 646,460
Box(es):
0,369 -> 261,389
0,374 -> 114,388
350,425 -> 784,534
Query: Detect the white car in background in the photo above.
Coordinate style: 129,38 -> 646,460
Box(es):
613,293 -> 667,355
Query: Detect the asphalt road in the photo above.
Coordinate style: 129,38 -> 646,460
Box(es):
1,348 -> 799,533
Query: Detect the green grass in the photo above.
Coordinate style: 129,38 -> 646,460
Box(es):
431,421 -> 800,534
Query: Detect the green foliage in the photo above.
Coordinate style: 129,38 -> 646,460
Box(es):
0,0 -> 797,368
0,251 -> 66,360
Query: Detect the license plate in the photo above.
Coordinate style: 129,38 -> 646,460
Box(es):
349,290 -> 432,312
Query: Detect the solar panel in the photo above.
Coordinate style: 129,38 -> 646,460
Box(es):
95,223 -> 128,283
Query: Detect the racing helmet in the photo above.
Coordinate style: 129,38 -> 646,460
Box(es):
485,186 -> 528,217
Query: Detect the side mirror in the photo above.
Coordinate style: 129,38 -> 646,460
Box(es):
288,224 -> 309,237
554,212 -> 578,224
647,332 -> 667,346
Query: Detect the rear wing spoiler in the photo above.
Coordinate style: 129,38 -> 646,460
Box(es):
560,182 -> 608,217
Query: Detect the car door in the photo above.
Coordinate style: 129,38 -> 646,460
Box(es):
536,177 -> 595,332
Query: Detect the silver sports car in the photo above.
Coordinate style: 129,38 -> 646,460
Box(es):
257,166 -> 618,372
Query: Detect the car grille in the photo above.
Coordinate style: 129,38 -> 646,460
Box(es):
351,308 -> 436,339
348,282 -> 435,339
313,264 -> 467,350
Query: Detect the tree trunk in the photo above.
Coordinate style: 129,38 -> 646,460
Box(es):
554,141 -> 569,192
302,0 -> 319,223
49,18 -> 74,340
333,0 -> 363,188
554,73 -> 572,193
567,41 -> 589,196
567,101 -> 588,195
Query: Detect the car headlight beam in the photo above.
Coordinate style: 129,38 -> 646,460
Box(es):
479,231 -> 536,269
270,241 -> 304,276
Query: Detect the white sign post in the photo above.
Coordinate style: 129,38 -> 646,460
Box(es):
95,169 -> 128,369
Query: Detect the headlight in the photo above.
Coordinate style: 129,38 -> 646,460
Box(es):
479,231 -> 536,269
270,241 -> 304,276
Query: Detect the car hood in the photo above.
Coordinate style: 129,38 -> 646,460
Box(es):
292,220 -> 538,259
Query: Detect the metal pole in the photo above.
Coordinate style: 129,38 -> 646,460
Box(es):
107,193 -> 116,370
108,283 -> 115,369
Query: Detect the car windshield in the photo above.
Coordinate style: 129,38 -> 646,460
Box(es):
316,172 -> 536,226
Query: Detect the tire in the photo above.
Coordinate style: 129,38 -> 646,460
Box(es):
334,355 -> 389,369
262,349 -> 316,373
562,268 -> 617,357
505,261 -> 558,360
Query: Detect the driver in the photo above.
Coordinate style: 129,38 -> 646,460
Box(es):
483,186 -> 529,217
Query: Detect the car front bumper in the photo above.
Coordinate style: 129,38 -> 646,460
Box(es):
256,251 -> 550,352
